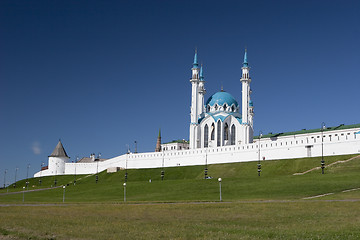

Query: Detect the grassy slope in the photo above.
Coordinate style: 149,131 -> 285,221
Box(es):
1,154 -> 359,203
1,155 -> 360,239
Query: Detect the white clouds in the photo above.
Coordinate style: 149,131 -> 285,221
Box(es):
32,141 -> 41,155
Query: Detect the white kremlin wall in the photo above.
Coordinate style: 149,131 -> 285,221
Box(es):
34,126 -> 360,177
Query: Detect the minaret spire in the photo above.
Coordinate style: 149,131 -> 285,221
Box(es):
193,49 -> 199,68
198,63 -> 206,121
243,49 -> 248,67
199,64 -> 204,80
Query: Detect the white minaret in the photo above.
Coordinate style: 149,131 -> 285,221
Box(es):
198,64 -> 206,118
189,51 -> 200,149
240,49 -> 253,143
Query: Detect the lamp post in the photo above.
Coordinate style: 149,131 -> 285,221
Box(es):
218,178 -> 222,202
321,122 -> 326,174
39,162 -> 44,186
204,149 -> 208,179
123,182 -> 126,202
26,164 -> 30,190
258,131 -> 263,176
22,186 -> 25,202
161,149 -> 165,181
14,167 -> 18,188
74,156 -> 78,185
125,145 -> 129,182
134,141 -> 137,154
3,169 -> 7,189
62,185 -> 66,202
54,163 -> 58,187
96,153 -> 101,184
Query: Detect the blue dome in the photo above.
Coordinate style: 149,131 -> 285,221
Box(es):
206,91 -> 239,107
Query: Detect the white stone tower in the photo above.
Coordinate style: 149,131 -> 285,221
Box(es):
240,50 -> 254,143
189,51 -> 200,149
48,140 -> 70,175
198,64 -> 206,118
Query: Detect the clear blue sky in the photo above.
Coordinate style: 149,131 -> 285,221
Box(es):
1,0 -> 359,184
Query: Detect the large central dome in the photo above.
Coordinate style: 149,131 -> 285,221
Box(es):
206,91 -> 239,107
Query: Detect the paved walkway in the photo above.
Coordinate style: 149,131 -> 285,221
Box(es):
0,186 -> 62,196
293,155 -> 360,175
1,198 -> 360,207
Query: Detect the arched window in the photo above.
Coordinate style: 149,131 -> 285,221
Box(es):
211,123 -> 215,140
224,123 -> 229,140
204,125 -> 209,148
217,121 -> 221,146
224,104 -> 228,111
214,104 -> 218,111
207,105 -> 210,112
231,125 -> 235,145
231,105 -> 235,112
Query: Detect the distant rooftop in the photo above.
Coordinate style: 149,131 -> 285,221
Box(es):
163,139 -> 189,144
254,123 -> 360,139
77,157 -> 108,163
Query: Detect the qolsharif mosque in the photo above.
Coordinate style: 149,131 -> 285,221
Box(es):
189,50 -> 254,150
34,50 -> 360,177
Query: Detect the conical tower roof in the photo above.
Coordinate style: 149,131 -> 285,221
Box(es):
49,140 -> 69,158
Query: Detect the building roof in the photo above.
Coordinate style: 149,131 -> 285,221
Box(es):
254,123 -> 360,139
77,157 -> 108,163
49,140 -> 69,158
163,139 -> 189,144
206,91 -> 239,107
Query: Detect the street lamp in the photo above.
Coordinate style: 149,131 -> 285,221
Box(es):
123,182 -> 127,202
218,178 -> 222,202
204,149 -> 208,179
14,167 -> 18,188
26,164 -> 30,190
74,156 -> 78,185
125,145 -> 129,183
321,122 -> 326,174
39,162 -> 44,186
258,131 -> 263,176
54,162 -> 58,187
63,185 -> 66,203
161,149 -> 165,181
96,153 -> 101,184
22,186 -> 25,202
3,169 -> 7,189
134,141 -> 137,154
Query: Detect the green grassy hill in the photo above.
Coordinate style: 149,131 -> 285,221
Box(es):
1,154 -> 360,203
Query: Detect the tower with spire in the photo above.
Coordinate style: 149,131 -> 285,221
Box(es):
198,64 -> 206,118
240,49 -> 254,143
189,50 -> 202,149
155,129 -> 162,152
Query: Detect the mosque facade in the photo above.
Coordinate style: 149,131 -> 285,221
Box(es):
189,50 -> 253,149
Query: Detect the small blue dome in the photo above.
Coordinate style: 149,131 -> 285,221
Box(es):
206,91 -> 239,107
